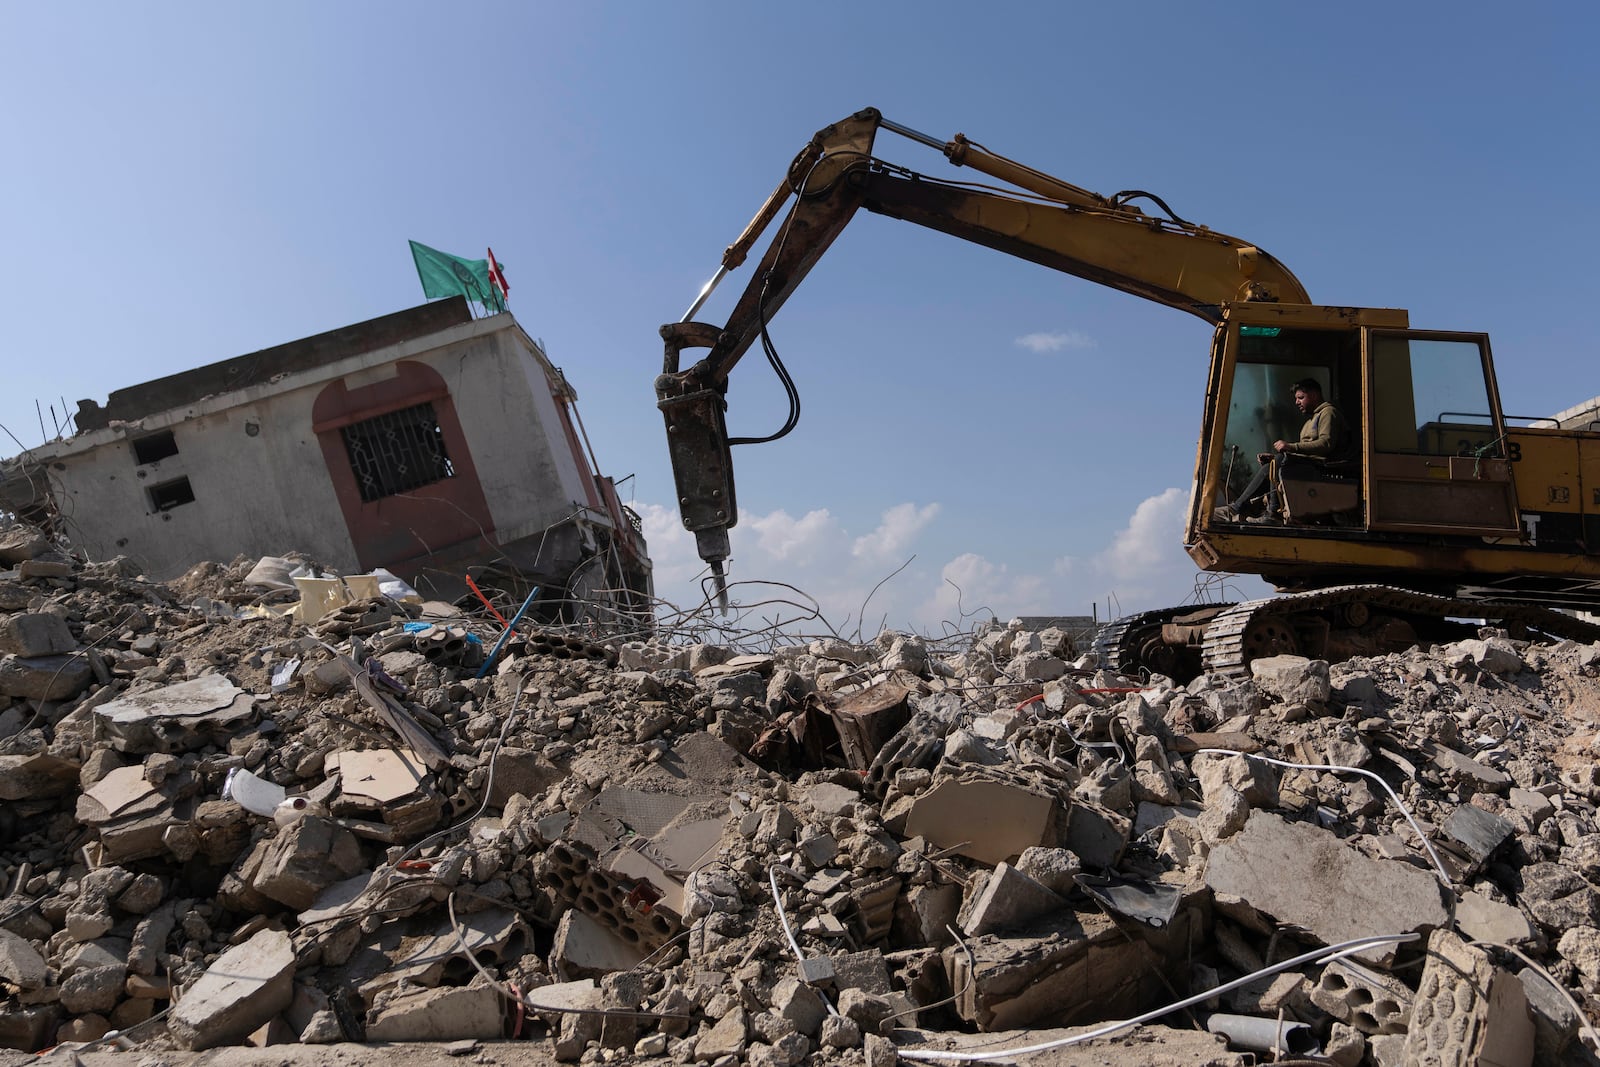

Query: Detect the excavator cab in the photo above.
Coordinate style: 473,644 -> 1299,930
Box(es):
1193,304 -> 1525,584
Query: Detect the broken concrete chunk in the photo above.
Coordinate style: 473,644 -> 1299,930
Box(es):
1205,811 -> 1448,965
960,863 -> 1066,937
0,928 -> 48,990
1402,929 -> 1534,1067
248,816 -> 366,910
366,978 -> 505,1041
0,612 -> 76,657
1249,654 -> 1331,705
0,752 -> 81,800
0,653 -> 93,701
168,928 -> 295,1050
96,674 -> 256,753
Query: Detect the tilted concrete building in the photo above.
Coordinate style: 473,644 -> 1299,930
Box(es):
0,298 -> 651,619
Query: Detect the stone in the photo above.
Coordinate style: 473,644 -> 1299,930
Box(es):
1447,637 -> 1526,675
1192,752 -> 1278,808
168,928 -> 296,1050
0,752 -> 81,800
0,612 -> 76,656
1063,801 -> 1131,870
1519,861 -> 1600,930
58,964 -> 123,1014
960,863 -> 1067,937
1197,784 -> 1250,844
1205,812 -> 1448,965
1558,926 -> 1600,984
819,1013 -> 862,1050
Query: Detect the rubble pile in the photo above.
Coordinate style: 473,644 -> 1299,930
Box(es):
5,520 -> 1600,1065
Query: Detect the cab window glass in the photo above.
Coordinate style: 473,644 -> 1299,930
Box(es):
1371,336 -> 1499,457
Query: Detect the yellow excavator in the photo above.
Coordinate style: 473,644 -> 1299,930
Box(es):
655,107 -> 1600,678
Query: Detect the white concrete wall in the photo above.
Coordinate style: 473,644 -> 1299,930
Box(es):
27,313 -> 607,581
42,385 -> 358,579
410,328 -> 597,542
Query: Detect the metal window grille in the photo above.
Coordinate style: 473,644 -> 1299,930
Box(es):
340,402 -> 455,503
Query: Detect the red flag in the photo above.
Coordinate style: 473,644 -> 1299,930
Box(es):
486,247 -> 510,304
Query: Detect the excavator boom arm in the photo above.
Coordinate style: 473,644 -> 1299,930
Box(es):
655,107 -> 1309,595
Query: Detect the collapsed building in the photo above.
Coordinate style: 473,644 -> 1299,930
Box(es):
0,298 -> 651,623
4,527 -> 1600,1065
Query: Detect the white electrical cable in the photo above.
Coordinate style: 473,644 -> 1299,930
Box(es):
895,932 -> 1419,1062
1473,940 -> 1600,1053
767,866 -> 840,1017
1193,749 -> 1453,887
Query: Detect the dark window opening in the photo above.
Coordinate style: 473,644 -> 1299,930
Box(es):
132,430 -> 179,464
148,477 -> 195,511
339,401 -> 455,503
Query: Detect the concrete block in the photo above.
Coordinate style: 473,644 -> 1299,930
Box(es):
1205,812 -> 1448,966
366,978 -> 505,1041
0,613 -> 76,656
1311,957 -> 1412,1035
960,863 -> 1066,937
486,746 -> 569,806
168,928 -> 296,1050
1402,929 -> 1534,1067
904,774 -> 1055,866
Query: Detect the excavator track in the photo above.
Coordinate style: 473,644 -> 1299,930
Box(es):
1093,603 -> 1235,679
1199,584 -> 1600,678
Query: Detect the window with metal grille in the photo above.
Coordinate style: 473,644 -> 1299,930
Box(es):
339,402 -> 455,503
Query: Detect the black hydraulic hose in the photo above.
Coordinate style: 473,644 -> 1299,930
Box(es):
728,277 -> 801,446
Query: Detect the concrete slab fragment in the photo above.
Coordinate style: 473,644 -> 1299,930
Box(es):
1205,811 -> 1448,965
904,776 -> 1054,866
168,928 -> 295,1050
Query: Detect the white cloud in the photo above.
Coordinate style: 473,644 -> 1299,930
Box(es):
635,488 -> 1231,637
852,502 -> 940,563
1014,330 -> 1096,354
748,507 -> 838,564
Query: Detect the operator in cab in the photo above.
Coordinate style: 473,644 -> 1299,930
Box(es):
1217,377 -> 1351,525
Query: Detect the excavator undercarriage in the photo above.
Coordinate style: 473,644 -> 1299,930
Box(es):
1094,586 -> 1600,683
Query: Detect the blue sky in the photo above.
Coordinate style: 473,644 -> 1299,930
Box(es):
4,5 -> 1596,633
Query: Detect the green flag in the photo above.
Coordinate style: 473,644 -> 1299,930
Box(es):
408,240 -> 505,313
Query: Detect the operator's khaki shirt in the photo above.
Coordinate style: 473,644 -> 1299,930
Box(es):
1285,401 -> 1351,459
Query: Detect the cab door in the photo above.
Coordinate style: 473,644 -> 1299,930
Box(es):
1363,330 -> 1521,536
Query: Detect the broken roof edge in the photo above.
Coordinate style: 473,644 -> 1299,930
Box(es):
77,298 -> 475,432
5,308 -> 533,466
